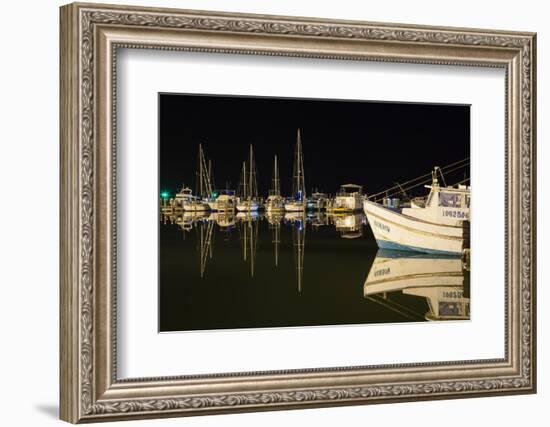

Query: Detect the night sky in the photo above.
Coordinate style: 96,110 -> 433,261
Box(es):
159,94 -> 470,198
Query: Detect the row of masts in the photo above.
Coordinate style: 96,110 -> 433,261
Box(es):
174,129 -> 309,213
168,129 -> 469,214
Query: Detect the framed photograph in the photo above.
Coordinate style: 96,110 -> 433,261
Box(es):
60,2 -> 537,423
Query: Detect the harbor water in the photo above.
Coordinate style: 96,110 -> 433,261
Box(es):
159,212 -> 470,332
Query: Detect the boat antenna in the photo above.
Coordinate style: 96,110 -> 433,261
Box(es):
435,166 -> 447,187
432,168 -> 439,187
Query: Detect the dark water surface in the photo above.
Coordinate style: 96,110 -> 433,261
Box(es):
159,212 -> 469,332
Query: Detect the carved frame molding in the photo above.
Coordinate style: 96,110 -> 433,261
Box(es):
60,2 -> 536,423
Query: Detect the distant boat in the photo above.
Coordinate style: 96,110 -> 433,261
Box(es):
330,184 -> 363,212
307,191 -> 329,210
363,167 -> 470,255
266,155 -> 285,212
363,250 -> 469,321
207,189 -> 237,212
237,144 -> 260,212
285,129 -> 307,212
173,186 -> 193,209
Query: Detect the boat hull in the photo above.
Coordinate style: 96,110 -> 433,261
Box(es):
182,202 -> 209,212
236,201 -> 260,212
363,200 -> 467,255
285,201 -> 306,212
208,196 -> 236,212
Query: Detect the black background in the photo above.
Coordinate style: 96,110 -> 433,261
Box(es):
159,94 -> 470,198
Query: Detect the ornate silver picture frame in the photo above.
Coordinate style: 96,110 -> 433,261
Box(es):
60,2 -> 536,423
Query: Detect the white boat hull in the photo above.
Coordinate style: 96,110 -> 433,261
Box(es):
363,200 -> 467,255
284,201 -> 306,212
236,201 -> 260,212
182,202 -> 209,212
208,196 -> 236,212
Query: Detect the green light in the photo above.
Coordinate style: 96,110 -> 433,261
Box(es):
161,191 -> 170,199
212,192 -> 218,198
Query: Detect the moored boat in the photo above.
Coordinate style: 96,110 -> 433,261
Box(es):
208,190 -> 237,212
307,192 -> 329,210
236,144 -> 261,212
363,168 -> 470,255
182,144 -> 212,211
330,184 -> 363,212
266,155 -> 285,212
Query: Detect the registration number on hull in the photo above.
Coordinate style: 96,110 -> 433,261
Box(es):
373,220 -> 390,233
443,210 -> 468,219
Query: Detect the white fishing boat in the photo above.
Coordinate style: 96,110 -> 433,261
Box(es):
266,155 -> 285,212
363,167 -> 470,255
330,184 -> 363,212
285,129 -> 307,212
363,250 -> 469,321
236,144 -> 260,212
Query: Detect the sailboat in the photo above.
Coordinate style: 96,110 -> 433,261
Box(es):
285,129 -> 307,212
266,155 -> 285,212
236,144 -> 260,212
183,144 -> 211,212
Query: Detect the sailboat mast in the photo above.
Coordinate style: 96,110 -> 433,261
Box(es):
293,129 -> 306,200
240,161 -> 248,199
198,144 -> 204,198
198,145 -> 213,198
249,144 -> 253,202
298,129 -> 305,199
273,155 -> 280,196
208,159 -> 215,192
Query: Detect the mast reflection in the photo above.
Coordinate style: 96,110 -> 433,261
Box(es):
161,210 -> 470,322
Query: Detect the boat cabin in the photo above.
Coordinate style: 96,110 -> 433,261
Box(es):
402,180 -> 470,226
336,183 -> 363,196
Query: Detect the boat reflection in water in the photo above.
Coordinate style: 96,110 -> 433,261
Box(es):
363,250 -> 470,321
332,212 -> 365,239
